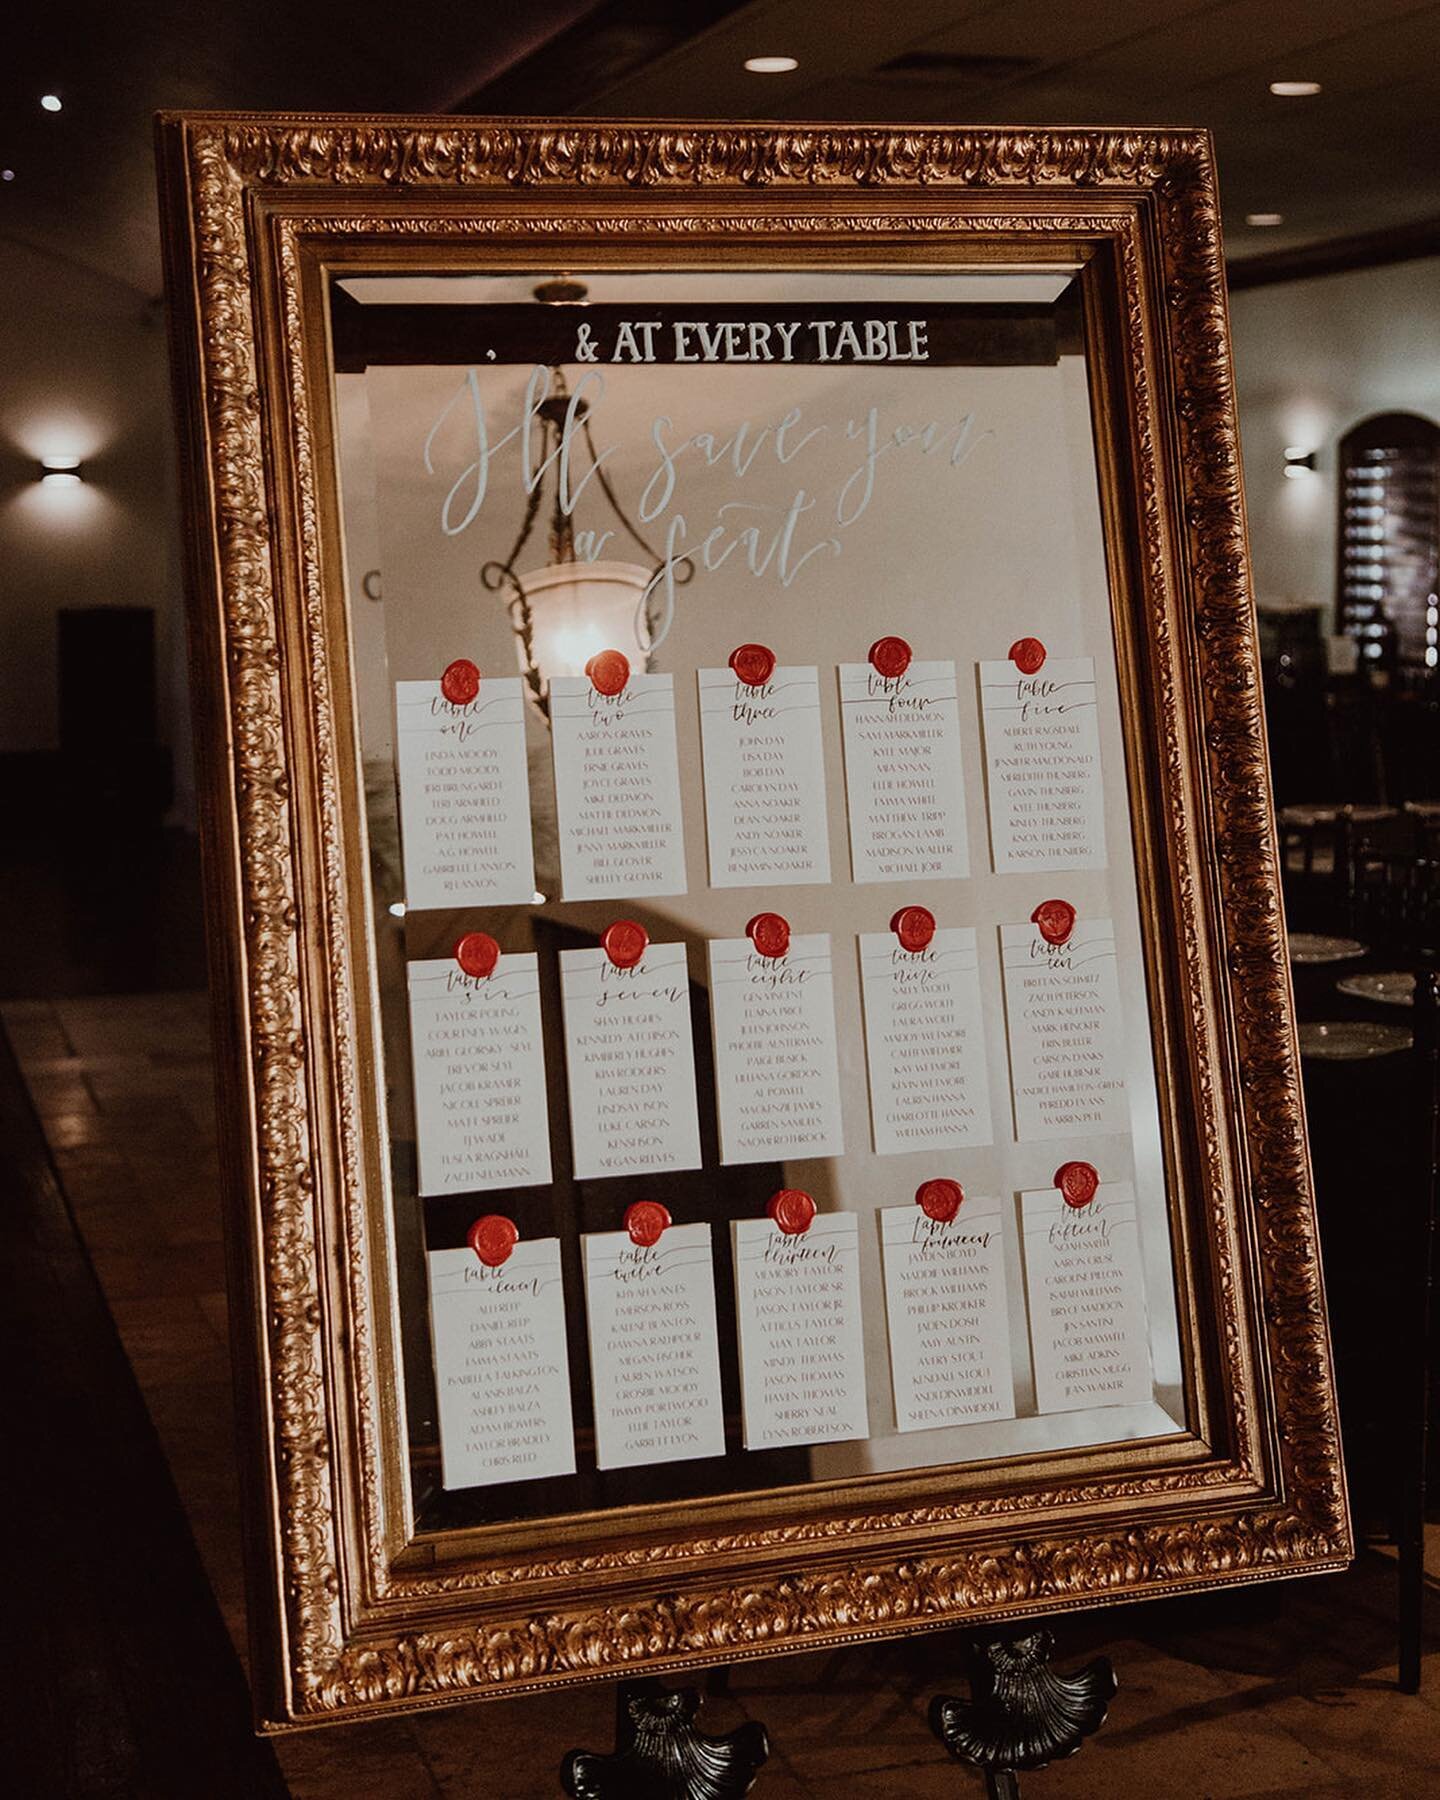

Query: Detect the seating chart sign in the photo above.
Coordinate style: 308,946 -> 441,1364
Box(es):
582,1222 -> 727,1470
878,1194 -> 1014,1431
838,658 -> 970,882
979,655 -> 1106,871
732,1211 -> 869,1450
550,672 -> 687,899
427,1240 -> 575,1489
164,111 -> 1348,1717
1020,1181 -> 1153,1413
407,956 -> 552,1195
858,926 -> 993,1153
697,663 -> 831,886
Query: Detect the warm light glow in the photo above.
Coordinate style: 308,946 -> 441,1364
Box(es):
1269,80 -> 1321,97
40,94 -> 62,113
40,454 -> 83,487
514,560 -> 653,690
744,55 -> 798,73
1245,212 -> 1284,227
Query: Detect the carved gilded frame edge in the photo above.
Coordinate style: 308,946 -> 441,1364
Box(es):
156,113 -> 1348,1729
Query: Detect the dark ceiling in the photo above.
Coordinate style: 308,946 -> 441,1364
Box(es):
4,0 -> 1439,302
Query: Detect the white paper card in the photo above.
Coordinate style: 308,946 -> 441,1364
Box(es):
858,927 -> 993,1154
427,1241 -> 575,1488
979,657 -> 1106,871
394,678 -> 536,908
697,666 -> 831,887
1020,1182 -> 1153,1412
559,942 -> 702,1179
549,672 -> 687,899
1000,918 -> 1128,1140
732,1213 -> 869,1450
407,956 -> 552,1194
582,1223 -> 726,1469
837,659 -> 970,882
707,934 -> 844,1164
879,1197 -> 1015,1431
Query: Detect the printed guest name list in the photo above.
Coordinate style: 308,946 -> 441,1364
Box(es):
559,943 -> 702,1179
582,1223 -> 726,1469
407,956 -> 552,1194
707,934 -> 844,1164
732,1212 -> 868,1450
550,672 -> 687,900
858,927 -> 993,1154
427,1240 -> 575,1489
879,1197 -> 1015,1431
838,659 -> 970,882
697,665 -> 830,887
999,917 -> 1128,1140
394,677 -> 536,908
1021,1182 -> 1152,1413
979,656 -> 1106,871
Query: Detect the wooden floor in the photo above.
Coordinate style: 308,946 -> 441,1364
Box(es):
3,984 -> 1439,1797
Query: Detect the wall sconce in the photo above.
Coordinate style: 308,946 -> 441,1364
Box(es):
1283,446 -> 1317,480
39,454 -> 84,486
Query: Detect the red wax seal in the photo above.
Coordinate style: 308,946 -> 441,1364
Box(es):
767,1189 -> 817,1236
746,911 -> 791,960
467,1214 -> 518,1268
868,635 -> 913,679
1055,1161 -> 1100,1208
440,658 -> 481,705
1009,638 -> 1047,675
890,905 -> 937,953
601,919 -> 649,969
586,648 -> 630,697
624,1200 -> 671,1247
916,1178 -> 964,1223
729,643 -> 776,687
1030,898 -> 1076,946
454,930 -> 500,979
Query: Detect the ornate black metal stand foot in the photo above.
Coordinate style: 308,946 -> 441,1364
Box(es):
562,1677 -> 769,1799
928,1629 -> 1117,1797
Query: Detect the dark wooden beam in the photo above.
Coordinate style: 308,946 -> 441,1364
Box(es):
1227,215 -> 1440,292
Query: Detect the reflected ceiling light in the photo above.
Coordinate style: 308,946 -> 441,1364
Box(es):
744,55 -> 798,73
1245,212 -> 1284,227
39,454 -> 83,486
1269,79 -> 1321,97
40,94 -> 62,113
1,169 -> 14,182
481,365 -> 687,719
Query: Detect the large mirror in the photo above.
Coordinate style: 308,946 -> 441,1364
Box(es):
158,115 -> 1346,1728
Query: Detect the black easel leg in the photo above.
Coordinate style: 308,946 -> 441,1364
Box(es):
929,1627 -> 1116,1793
562,1677 -> 768,1798
1398,967 -> 1439,1695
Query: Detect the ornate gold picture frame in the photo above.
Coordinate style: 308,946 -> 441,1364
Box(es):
156,113 -> 1347,1731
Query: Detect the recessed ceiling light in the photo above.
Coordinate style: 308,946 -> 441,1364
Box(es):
1245,212 -> 1284,227
1,170 -> 14,182
1269,80 -> 1321,97
40,93 -> 62,113
744,55 -> 798,74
